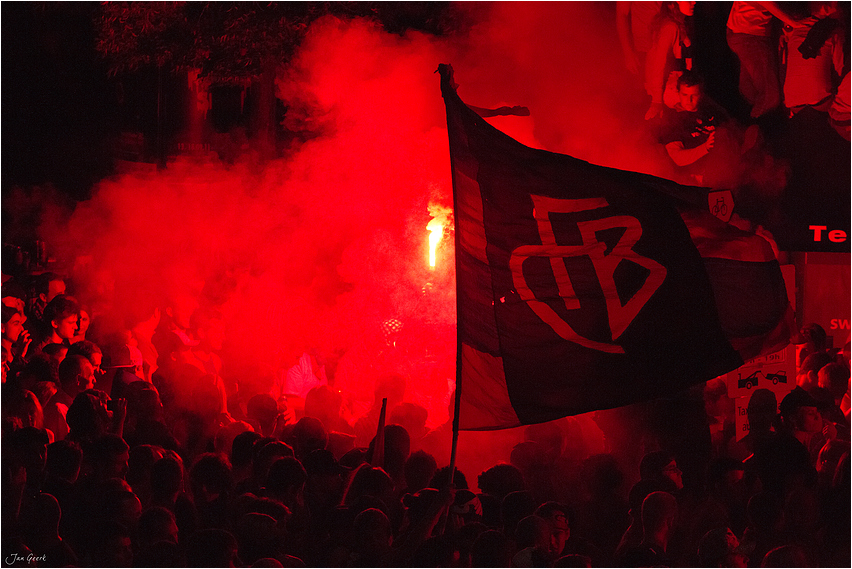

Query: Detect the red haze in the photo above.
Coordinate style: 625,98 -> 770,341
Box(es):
31,4 -> 785,478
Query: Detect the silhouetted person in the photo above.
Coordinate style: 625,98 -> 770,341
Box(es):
403,450 -> 438,494
18,492 -> 79,567
28,273 -> 66,327
305,385 -> 354,435
478,463 -> 525,502
264,457 -> 306,513
351,508 -> 393,567
512,514 -> 563,567
138,506 -> 180,550
726,1 -> 802,119
367,423 -> 410,489
621,491 -> 678,567
44,355 -> 95,441
89,521 -> 133,567
501,490 -> 537,542
575,453 -> 629,560
43,439 -> 82,517
190,453 -> 234,531
615,479 -> 669,563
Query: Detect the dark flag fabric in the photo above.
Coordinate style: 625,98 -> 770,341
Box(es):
439,66 -> 793,431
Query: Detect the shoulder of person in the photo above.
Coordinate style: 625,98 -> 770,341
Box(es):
658,19 -> 680,38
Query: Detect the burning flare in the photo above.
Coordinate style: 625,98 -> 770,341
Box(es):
427,203 -> 451,268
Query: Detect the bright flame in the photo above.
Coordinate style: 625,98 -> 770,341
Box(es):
427,203 -> 451,268
427,219 -> 443,268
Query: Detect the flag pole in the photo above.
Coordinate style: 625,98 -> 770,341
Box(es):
371,397 -> 387,469
438,63 -> 464,489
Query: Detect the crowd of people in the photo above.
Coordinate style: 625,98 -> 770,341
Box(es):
1,270 -> 850,568
2,1 -> 851,568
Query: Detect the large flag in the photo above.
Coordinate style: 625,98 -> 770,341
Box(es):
439,66 -> 793,430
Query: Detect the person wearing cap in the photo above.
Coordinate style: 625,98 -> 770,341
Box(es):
103,339 -> 146,401
534,502 -> 570,557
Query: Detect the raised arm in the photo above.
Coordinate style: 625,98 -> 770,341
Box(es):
757,1 -> 803,28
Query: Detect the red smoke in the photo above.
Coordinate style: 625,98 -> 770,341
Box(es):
30,4 -> 784,477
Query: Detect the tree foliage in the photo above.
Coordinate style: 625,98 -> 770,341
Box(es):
95,2 -> 457,83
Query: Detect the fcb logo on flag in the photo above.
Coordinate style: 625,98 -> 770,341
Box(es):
510,195 -> 667,354
438,65 -> 793,431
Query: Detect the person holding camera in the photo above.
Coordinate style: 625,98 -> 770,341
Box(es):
659,71 -> 755,190
659,72 -> 720,184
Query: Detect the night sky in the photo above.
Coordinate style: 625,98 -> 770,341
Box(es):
3,3 -> 118,200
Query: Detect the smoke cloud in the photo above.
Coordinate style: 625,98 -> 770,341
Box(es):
25,4 -> 783,473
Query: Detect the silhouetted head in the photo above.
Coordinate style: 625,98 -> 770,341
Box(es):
138,506 -> 179,548
265,457 -> 307,500
231,430 -> 263,470
640,491 -> 678,540
46,439 -> 82,482
90,433 -> 130,480
501,490 -> 536,536
190,453 -> 232,503
66,390 -> 111,441
478,463 -> 524,499
151,455 -> 185,501
698,527 -> 746,568
430,465 -> 468,490
640,450 -> 682,491
746,389 -> 778,433
247,394 -> 278,435
404,450 -> 438,493
289,417 -> 328,459
368,423 -> 410,480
